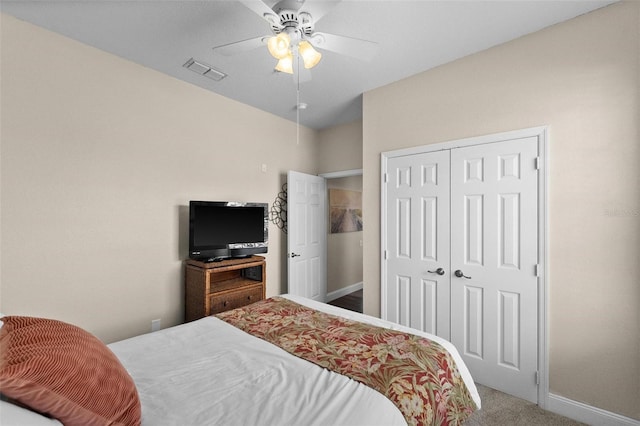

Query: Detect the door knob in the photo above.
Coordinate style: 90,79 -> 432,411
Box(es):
290,253 -> 301,258
454,270 -> 471,279
428,267 -> 445,276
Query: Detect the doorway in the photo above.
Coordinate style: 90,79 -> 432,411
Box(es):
321,169 -> 364,304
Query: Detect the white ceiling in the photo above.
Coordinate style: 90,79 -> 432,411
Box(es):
1,0 -> 615,130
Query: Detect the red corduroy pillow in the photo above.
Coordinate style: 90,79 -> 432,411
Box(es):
0,316 -> 141,426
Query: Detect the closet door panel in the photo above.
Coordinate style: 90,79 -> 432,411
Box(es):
384,151 -> 450,338
450,138 -> 539,403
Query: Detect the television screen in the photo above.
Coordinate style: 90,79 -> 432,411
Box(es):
189,201 -> 268,261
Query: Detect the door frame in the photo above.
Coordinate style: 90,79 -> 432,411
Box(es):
319,169 -> 363,179
319,169 -> 364,301
380,126 -> 549,407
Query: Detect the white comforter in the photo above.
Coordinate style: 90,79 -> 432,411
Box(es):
108,295 -> 480,426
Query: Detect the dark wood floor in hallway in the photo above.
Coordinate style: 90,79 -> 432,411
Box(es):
327,289 -> 363,313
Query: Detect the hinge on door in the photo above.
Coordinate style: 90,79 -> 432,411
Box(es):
535,157 -> 541,170
535,371 -> 540,385
534,264 -> 541,277
384,250 -> 388,260
383,173 -> 388,183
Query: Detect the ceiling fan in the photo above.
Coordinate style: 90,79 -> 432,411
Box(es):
212,0 -> 378,81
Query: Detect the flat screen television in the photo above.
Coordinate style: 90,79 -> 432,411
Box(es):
189,201 -> 268,261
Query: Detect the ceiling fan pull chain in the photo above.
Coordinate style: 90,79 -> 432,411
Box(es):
296,86 -> 300,145
296,51 -> 301,145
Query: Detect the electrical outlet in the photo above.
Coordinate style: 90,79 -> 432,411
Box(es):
151,319 -> 161,332
261,163 -> 267,173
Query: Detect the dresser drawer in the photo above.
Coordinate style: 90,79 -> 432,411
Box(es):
209,285 -> 263,314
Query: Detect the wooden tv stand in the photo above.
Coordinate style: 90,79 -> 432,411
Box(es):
185,256 -> 266,322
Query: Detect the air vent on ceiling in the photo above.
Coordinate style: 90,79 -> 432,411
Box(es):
183,58 -> 227,81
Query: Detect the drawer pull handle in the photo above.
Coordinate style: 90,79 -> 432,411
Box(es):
223,301 -> 228,307
247,295 -> 252,300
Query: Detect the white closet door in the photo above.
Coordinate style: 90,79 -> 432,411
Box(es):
450,137 -> 539,403
383,151 -> 451,338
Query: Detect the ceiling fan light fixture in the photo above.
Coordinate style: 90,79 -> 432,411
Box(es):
275,53 -> 294,74
267,33 -> 291,59
298,40 -> 321,69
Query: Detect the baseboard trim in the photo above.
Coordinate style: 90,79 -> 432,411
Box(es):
547,393 -> 639,426
326,282 -> 363,302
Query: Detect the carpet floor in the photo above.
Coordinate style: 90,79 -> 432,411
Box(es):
464,385 -> 586,425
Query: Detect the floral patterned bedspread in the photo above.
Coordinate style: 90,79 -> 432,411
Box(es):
216,297 -> 477,425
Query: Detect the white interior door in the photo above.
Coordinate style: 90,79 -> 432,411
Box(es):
383,151 -> 451,338
287,171 -> 327,302
450,138 -> 539,403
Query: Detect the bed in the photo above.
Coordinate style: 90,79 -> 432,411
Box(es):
0,295 -> 480,425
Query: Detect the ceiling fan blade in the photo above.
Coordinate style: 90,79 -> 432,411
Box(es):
213,36 -> 267,56
309,32 -> 378,62
238,0 -> 282,29
298,0 -> 342,23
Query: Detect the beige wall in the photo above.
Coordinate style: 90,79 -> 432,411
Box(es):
326,176 -> 363,295
363,1 -> 639,420
317,120 -> 363,172
0,14 -> 319,343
